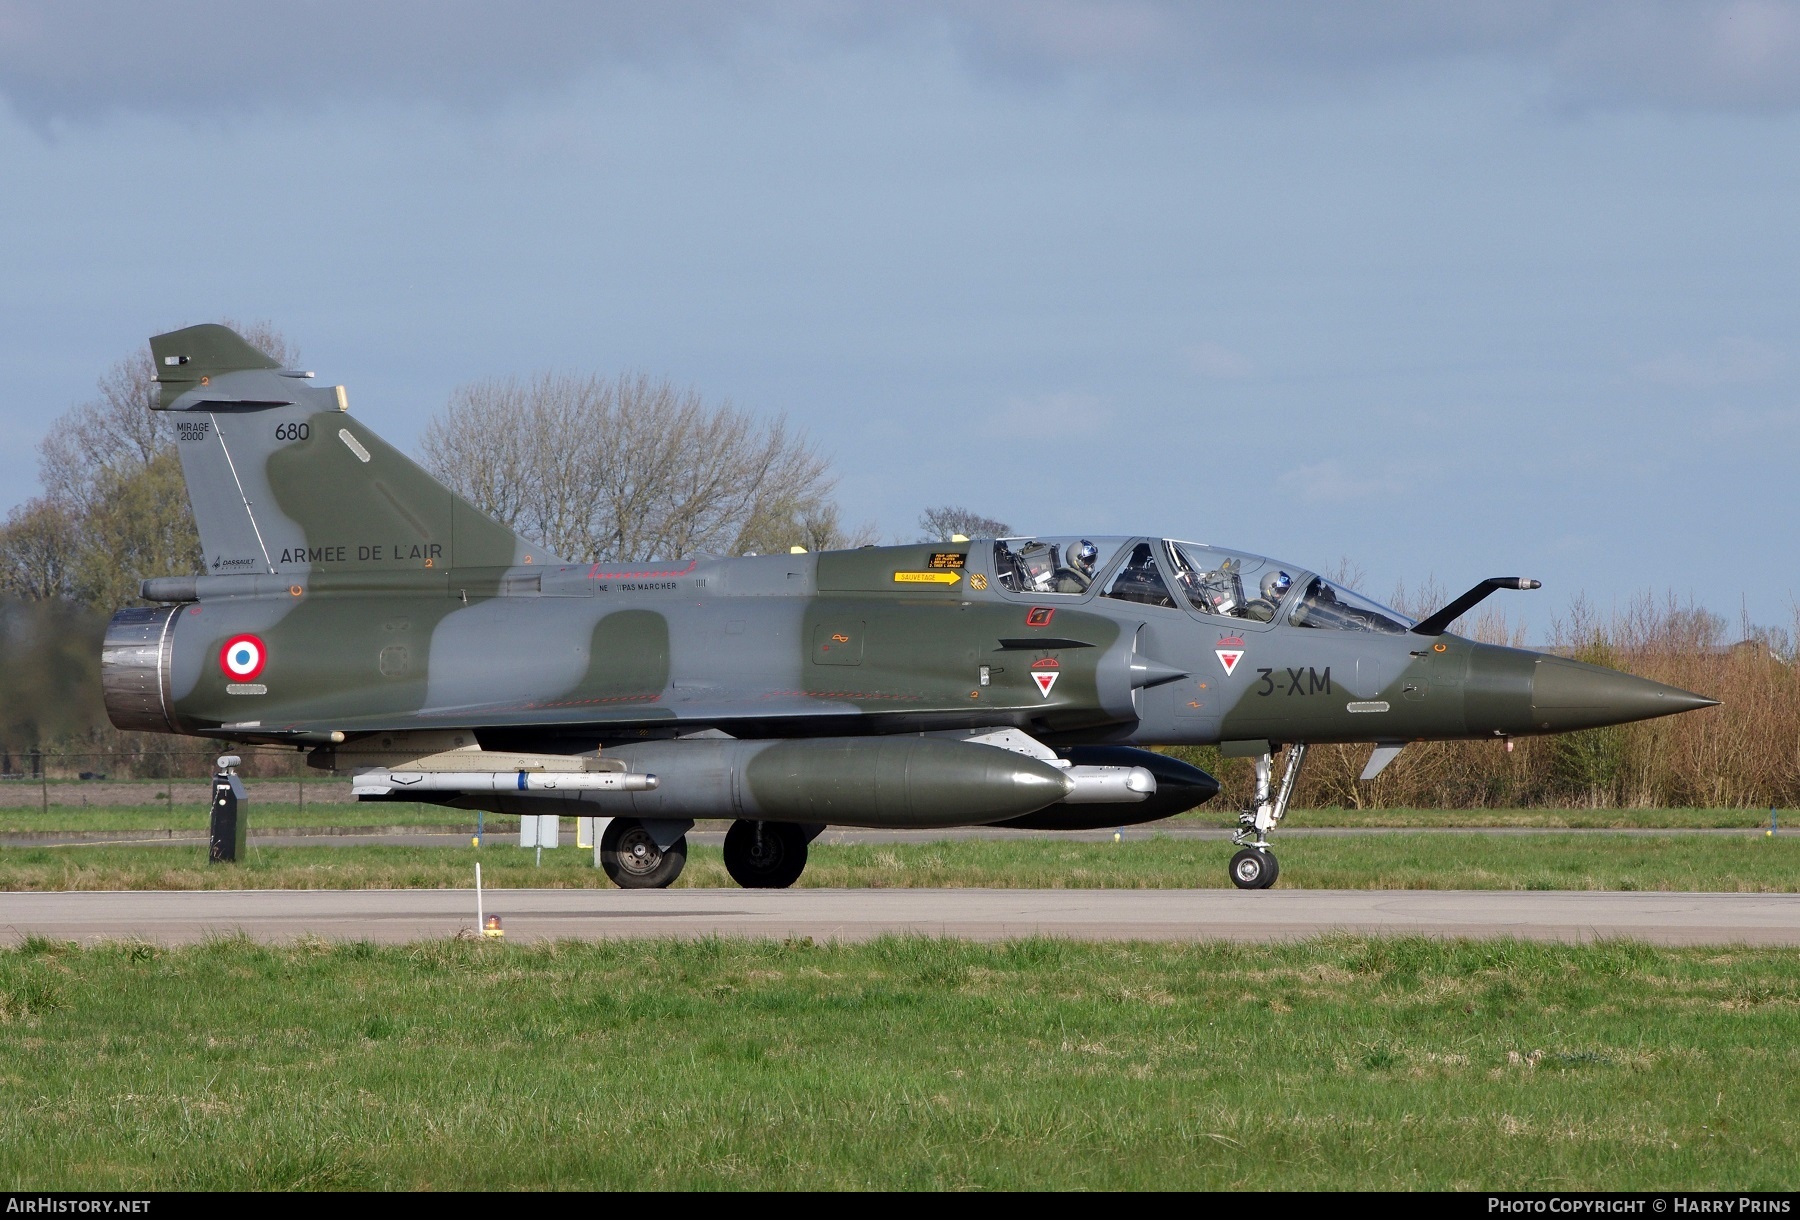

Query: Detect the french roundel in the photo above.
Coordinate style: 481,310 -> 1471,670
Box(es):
219,634 -> 267,680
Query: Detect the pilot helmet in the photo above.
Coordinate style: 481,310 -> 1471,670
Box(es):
1072,540 -> 1099,573
1261,570 -> 1292,601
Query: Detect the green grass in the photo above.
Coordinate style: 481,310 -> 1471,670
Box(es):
1191,806 -> 1784,829
0,935 -> 1794,1189
0,800 -> 1782,835
773,834 -> 1800,892
2,833 -> 1797,892
0,802 -> 475,835
0,802 -> 1771,842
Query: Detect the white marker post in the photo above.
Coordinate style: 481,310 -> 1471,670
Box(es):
475,861 -> 503,937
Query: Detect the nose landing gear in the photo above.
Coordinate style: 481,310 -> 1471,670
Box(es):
1229,743 -> 1307,890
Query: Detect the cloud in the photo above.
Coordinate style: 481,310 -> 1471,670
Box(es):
1685,403 -> 1800,445
945,1 -> 1800,111
1287,458 -> 1408,504
987,390 -> 1109,438
1549,532 -> 1603,555
1184,340 -> 1253,379
1635,337 -> 1786,387
7,1 -> 1800,123
0,1 -> 795,122
1547,0 -> 1800,110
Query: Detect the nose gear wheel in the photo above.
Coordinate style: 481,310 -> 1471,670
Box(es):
1229,847 -> 1278,890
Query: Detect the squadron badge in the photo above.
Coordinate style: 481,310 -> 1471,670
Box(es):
1215,634 -> 1245,677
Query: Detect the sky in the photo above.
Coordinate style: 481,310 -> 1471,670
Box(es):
1,1 -> 1796,634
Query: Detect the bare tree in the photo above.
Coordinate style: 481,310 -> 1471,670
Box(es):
39,321 -> 295,522
24,321 -> 295,608
423,372 -> 854,562
0,500 -> 78,600
67,450 -> 201,609
918,505 -> 1013,541
736,499 -> 881,556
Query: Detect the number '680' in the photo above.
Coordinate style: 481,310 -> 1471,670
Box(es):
274,422 -> 310,441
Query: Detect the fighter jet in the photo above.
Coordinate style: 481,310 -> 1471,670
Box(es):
102,325 -> 1719,889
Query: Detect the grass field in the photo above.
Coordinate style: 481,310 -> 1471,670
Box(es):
0,935 -> 1794,1189
0,802 -> 470,835
0,800 -> 1782,835
1,833 -> 1795,892
1238,806 -> 1784,830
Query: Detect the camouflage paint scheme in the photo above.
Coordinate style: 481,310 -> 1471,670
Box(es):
102,326 -> 1718,878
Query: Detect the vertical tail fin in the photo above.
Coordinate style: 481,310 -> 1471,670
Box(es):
150,324 -> 552,577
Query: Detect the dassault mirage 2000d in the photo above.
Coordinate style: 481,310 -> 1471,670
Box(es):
102,325 -> 1719,889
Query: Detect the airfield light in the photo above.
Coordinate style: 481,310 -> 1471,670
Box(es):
474,862 -> 503,938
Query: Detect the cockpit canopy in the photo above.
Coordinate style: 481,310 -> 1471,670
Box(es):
991,537 -> 1126,597
992,536 -> 1412,634
1285,574 -> 1411,634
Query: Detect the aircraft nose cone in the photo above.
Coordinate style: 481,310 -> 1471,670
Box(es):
1530,656 -> 1719,732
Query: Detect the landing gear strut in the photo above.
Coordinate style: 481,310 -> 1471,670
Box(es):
723,820 -> 810,889
1229,743 -> 1307,890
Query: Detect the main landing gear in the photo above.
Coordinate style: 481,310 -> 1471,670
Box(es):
1229,743 -> 1308,890
596,817 -> 818,889
722,820 -> 812,889
599,817 -> 689,889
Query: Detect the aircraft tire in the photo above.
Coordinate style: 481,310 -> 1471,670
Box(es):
723,819 -> 809,889
1229,847 -> 1277,890
600,817 -> 688,889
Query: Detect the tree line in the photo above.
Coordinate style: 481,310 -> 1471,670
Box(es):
9,328 -> 1786,806
0,328 -> 1011,772
0,328 -> 1016,604
1171,593 -> 1800,810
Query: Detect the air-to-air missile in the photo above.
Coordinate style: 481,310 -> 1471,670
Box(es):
101,325 -> 1719,890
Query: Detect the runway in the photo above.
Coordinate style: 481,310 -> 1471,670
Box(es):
4,887 -> 1798,946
